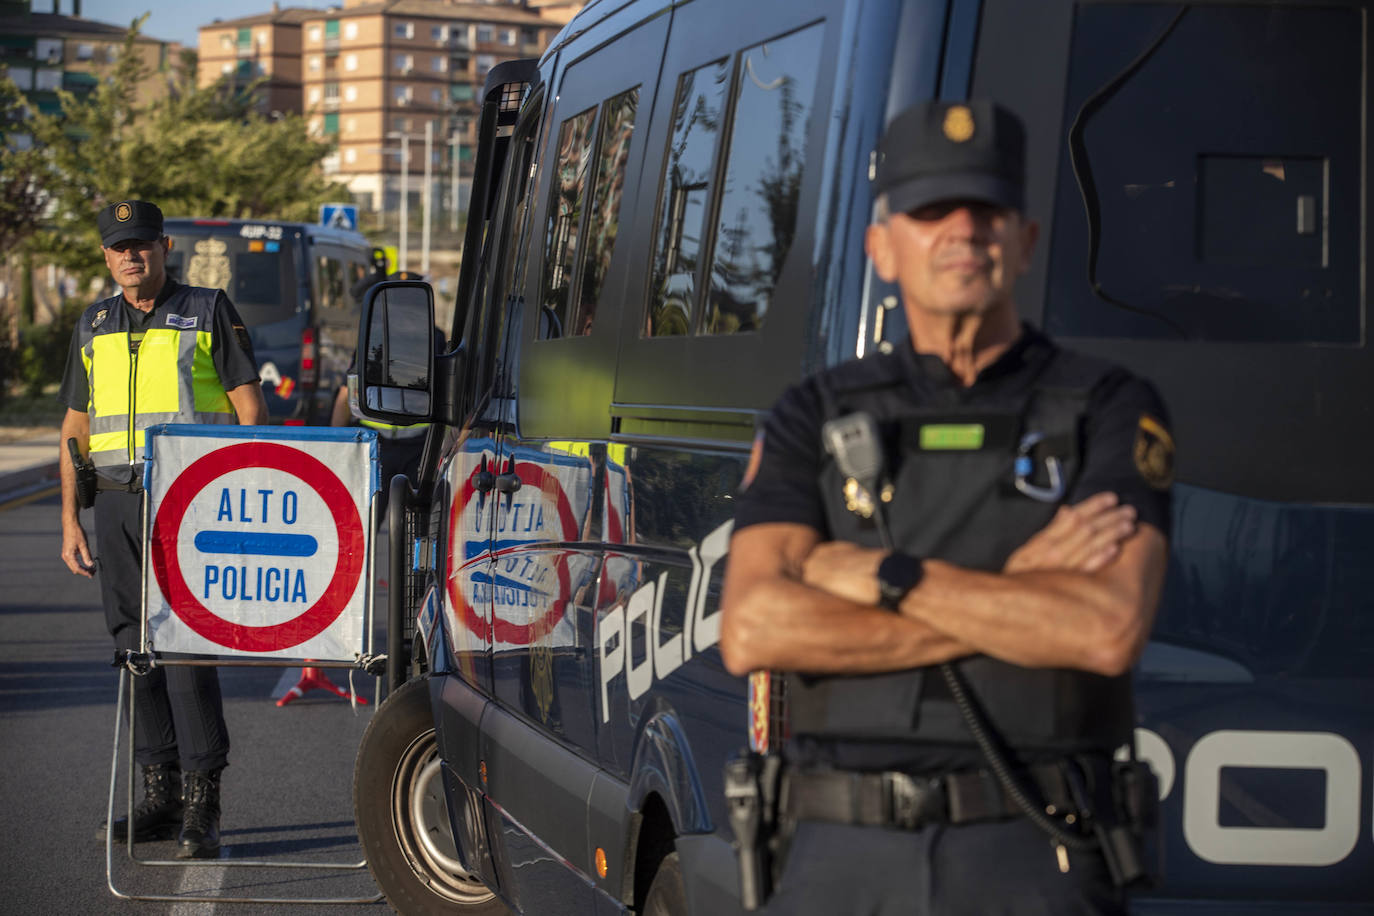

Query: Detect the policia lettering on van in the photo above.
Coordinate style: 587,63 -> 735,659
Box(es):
719,101 -> 1167,914
346,1 -> 1374,914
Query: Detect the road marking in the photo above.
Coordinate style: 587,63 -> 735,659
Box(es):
0,482 -> 59,512
169,844 -> 230,914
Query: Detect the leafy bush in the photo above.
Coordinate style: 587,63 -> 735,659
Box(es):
17,299 -> 82,398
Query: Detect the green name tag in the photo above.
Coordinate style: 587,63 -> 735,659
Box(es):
920,423 -> 985,450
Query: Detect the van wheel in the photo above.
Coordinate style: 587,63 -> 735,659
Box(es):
354,677 -> 506,914
642,850 -> 687,916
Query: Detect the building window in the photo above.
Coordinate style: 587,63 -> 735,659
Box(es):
345,54 -> 358,71
308,87 -> 321,103
344,22 -> 357,40
36,38 -> 61,61
221,62 -> 234,75
8,68 -> 32,90
394,22 -> 414,40
476,25 -> 493,43
393,117 -> 410,133
432,87 -> 442,104
476,54 -> 495,81
394,85 -> 413,104
221,34 -> 233,50
451,83 -> 474,104
106,45 -> 119,62
394,53 -> 413,73
237,28 -> 251,49
35,69 -> 61,91
344,85 -> 357,102
309,56 -> 321,71
325,20 -> 339,39
309,25 -> 322,42
345,148 -> 357,163
323,112 -> 340,134
325,82 -> 340,101
431,25 -> 448,42
432,56 -> 447,73
76,43 -> 93,61
500,29 -> 516,46
256,29 -> 268,48
453,55 -> 470,73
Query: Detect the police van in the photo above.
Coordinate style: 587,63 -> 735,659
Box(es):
163,218 -> 384,424
350,1 -> 1374,913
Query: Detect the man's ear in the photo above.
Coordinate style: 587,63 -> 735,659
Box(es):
866,222 -> 897,283
162,236 -> 173,253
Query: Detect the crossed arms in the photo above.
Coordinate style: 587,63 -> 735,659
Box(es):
719,492 -> 1168,679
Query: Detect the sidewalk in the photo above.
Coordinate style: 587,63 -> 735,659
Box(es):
0,427 -> 61,504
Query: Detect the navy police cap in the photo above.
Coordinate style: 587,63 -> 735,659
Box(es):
98,199 -> 164,247
873,100 -> 1026,214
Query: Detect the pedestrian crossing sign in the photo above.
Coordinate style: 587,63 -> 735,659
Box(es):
320,203 -> 359,231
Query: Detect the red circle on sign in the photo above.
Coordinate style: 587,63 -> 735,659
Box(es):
150,441 -> 365,652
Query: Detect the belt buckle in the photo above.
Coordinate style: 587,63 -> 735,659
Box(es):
886,772 -> 939,829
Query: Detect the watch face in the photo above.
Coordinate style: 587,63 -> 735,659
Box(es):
879,552 -> 924,608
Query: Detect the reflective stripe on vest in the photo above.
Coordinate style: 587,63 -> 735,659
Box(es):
80,292 -> 234,479
359,417 -> 429,439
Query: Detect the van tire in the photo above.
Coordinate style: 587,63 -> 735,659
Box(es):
354,677 -> 507,915
641,850 -> 687,916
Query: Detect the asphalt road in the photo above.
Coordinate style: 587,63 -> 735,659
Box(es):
0,490 -> 393,914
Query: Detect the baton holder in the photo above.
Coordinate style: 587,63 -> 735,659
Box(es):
104,461 -> 387,905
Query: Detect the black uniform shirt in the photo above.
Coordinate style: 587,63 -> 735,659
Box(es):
58,281 -> 260,412
736,324 -> 1171,537
734,325 -> 1172,771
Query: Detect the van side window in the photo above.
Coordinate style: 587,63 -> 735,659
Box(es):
572,87 -> 639,336
646,57 -> 731,337
703,23 -> 824,335
316,254 -> 348,315
539,106 -> 597,338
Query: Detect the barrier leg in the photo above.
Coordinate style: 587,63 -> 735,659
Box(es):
276,666 -> 369,707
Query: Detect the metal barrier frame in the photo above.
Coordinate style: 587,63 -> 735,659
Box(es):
105,430 -> 386,905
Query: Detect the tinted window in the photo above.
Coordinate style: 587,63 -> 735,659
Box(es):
166,231 -> 297,325
1045,5 -> 1360,343
571,88 -> 639,336
539,106 -> 597,338
703,23 -> 823,335
646,58 -> 730,337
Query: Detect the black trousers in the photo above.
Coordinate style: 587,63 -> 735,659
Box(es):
763,817 -> 1125,916
94,489 -> 230,771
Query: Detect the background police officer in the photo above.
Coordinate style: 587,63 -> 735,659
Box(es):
720,101 -> 1172,914
58,200 -> 268,859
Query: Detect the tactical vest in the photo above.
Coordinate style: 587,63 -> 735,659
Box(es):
787,344 -> 1135,758
78,286 -> 235,485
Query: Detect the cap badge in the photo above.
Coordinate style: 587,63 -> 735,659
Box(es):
943,106 -> 975,143
115,203 -> 132,222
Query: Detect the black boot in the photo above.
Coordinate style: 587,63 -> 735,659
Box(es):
96,763 -> 182,842
176,768 -> 222,860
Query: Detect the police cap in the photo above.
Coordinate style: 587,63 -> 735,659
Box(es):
873,100 -> 1025,214
97,200 -> 164,247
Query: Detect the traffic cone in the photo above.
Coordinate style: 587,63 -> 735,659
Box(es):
276,667 -> 368,707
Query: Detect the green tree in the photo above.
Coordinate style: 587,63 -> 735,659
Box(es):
26,18 -> 344,280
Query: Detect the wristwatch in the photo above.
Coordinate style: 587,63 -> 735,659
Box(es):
876,551 -> 925,611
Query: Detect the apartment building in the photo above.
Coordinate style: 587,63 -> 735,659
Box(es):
0,7 -> 178,116
196,5 -> 314,117
299,1 -> 558,213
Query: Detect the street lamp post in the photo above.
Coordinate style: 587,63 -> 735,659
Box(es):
421,120 -> 433,276
386,131 -> 410,272
448,132 -> 462,233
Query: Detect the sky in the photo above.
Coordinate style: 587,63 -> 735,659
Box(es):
70,0 -> 344,47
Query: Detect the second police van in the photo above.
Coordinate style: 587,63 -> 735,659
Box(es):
350,1 -> 1374,914
163,217 -> 384,424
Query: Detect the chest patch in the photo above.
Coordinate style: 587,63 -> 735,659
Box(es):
166,314 -> 198,330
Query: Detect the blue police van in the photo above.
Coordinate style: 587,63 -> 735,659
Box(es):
349,1 -> 1374,913
163,218 -> 384,424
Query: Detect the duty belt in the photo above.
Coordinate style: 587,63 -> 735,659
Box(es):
783,761 -> 1081,830
96,475 -> 143,493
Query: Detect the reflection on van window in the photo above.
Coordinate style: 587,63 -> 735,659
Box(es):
540,106 -> 597,339
166,233 -> 293,326
571,87 -> 639,337
647,58 -> 730,337
703,23 -> 823,335
317,256 -> 348,312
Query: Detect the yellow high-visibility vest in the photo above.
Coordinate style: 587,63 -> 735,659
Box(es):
79,287 -> 235,483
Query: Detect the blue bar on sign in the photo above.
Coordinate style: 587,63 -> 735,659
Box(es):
194,531 -> 319,557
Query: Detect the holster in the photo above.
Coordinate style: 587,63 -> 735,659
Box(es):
724,750 -> 783,911
67,438 -> 97,509
1100,758 -> 1163,889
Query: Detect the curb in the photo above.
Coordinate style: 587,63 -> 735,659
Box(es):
0,461 -> 61,507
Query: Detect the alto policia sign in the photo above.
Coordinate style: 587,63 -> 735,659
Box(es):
143,425 -> 378,661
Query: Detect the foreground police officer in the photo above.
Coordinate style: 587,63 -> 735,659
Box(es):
58,200 -> 268,859
720,101 -> 1172,914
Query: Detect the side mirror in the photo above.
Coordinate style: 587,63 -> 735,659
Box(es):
353,280 -> 435,424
